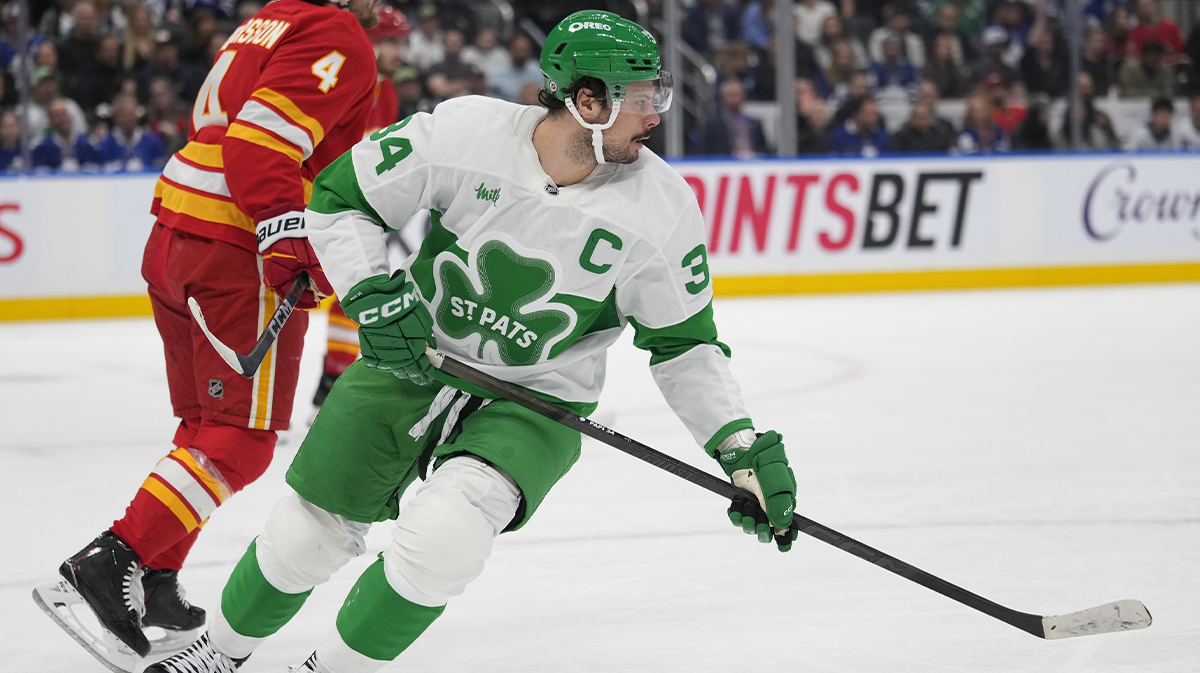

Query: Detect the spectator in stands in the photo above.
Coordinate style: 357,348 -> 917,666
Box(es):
1176,95 -> 1200,149
37,0 -> 78,42
146,76 -> 188,156
957,95 -> 1005,153
697,79 -> 767,157
926,0 -> 985,42
924,33 -> 968,97
31,98 -> 99,171
426,29 -> 476,103
1118,40 -> 1174,98
971,25 -> 1020,87
33,41 -> 64,93
868,33 -> 919,99
829,70 -> 872,127
748,32 -> 819,100
1107,4 -> 1134,60
238,2 -> 264,23
682,0 -> 741,56
892,101 -> 954,152
0,70 -> 13,109
0,110 -> 26,172
407,5 -> 445,71
57,1 -> 98,85
96,95 -> 165,170
796,97 -> 832,153
830,95 -> 891,155
1058,72 -> 1119,149
817,40 -> 859,99
740,0 -> 773,51
868,1 -> 925,69
70,34 -> 125,116
462,26 -> 507,77
137,30 -> 203,107
21,66 -> 88,145
182,9 -> 219,66
488,32 -> 542,103
984,73 -> 1026,135
1129,0 -> 1184,61
1009,94 -> 1053,150
795,0 -> 837,47
925,3 -> 971,69
396,65 -> 430,118
713,42 -> 759,101
1020,20 -> 1068,97
123,4 -> 156,72
917,81 -> 958,138
1125,96 -> 1182,150
815,15 -> 869,74
988,0 -> 1029,68
1082,25 -> 1113,97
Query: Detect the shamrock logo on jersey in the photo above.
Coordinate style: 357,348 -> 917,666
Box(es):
433,236 -> 576,366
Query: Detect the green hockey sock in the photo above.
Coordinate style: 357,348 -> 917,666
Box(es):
221,539 -> 313,638
335,557 -> 446,661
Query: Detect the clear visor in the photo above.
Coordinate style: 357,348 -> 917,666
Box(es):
618,71 -> 673,116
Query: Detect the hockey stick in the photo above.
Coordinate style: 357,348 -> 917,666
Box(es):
425,346 -> 1151,640
188,272 -> 309,379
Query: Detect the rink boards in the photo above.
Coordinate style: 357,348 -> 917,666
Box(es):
1,152 -> 1199,320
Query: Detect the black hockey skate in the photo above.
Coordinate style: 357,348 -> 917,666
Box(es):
32,530 -> 149,673
143,567 -> 208,653
144,632 -> 247,673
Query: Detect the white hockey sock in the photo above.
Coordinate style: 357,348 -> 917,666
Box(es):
209,610 -> 267,660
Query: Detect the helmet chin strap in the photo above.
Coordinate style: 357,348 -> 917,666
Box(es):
565,97 -> 621,165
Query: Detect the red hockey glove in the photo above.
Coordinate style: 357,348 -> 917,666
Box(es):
255,205 -> 334,310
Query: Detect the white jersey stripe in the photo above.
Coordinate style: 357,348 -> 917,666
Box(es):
162,156 -> 232,197
151,457 -> 220,521
237,100 -> 315,159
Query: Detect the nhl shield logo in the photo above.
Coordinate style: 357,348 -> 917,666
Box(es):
208,378 -> 224,399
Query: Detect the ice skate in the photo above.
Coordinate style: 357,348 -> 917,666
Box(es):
289,652 -> 333,672
32,531 -> 149,673
142,567 -> 208,654
144,632 -> 247,673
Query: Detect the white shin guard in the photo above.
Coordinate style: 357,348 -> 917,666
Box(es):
382,456 -> 521,607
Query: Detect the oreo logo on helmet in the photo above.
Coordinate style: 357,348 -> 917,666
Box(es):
569,21 -> 612,32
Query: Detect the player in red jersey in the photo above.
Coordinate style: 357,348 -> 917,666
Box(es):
33,0 -> 379,670
311,4 -> 410,415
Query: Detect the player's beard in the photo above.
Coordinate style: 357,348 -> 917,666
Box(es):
567,128 -> 647,166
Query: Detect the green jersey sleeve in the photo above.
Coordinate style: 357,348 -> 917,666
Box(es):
307,113 -> 435,297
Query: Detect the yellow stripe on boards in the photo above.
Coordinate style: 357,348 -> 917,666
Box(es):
141,476 -> 201,532
712,263 -> 1200,296
0,295 -> 152,321
3,263 -> 1200,322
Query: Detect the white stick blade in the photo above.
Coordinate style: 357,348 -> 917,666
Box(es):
188,297 -> 247,375
1041,599 -> 1152,639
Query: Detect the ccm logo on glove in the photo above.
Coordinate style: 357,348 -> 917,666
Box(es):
357,287 -> 422,325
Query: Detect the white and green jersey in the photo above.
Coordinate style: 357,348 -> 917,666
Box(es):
307,96 -> 751,452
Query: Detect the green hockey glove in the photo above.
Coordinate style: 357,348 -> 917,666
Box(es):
341,271 -> 436,385
713,429 -> 798,552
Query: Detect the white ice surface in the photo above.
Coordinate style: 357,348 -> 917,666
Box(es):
2,284 -> 1198,672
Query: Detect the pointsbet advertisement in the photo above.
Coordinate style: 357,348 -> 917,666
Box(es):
1,154 -> 1199,318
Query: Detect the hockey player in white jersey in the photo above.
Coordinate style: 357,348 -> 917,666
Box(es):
147,10 -> 797,672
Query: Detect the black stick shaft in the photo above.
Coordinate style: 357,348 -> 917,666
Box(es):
236,272 -> 309,378
431,350 -> 1046,638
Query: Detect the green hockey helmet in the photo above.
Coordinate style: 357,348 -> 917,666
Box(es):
540,10 -> 673,114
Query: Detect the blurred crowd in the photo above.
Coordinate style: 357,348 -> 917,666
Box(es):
690,0 -> 1200,155
1,0 -> 1199,174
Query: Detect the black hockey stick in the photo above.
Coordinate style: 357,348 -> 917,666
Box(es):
425,346 -> 1151,640
189,272 -> 309,379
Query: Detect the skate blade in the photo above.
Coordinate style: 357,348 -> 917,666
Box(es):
32,579 -> 139,673
145,624 -> 204,656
